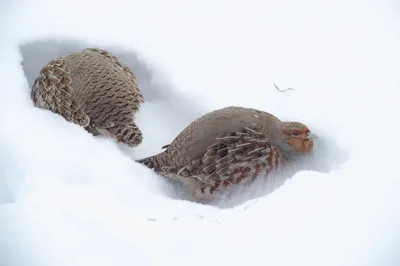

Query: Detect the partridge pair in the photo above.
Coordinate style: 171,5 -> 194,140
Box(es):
32,48 -> 317,203
136,106 -> 318,202
31,48 -> 144,147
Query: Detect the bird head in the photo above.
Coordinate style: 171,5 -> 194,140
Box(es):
277,122 -> 318,156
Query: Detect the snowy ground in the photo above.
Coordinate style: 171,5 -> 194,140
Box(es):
1,0 -> 400,265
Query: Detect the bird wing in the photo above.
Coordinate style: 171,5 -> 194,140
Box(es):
160,106 -> 274,168
31,58 -> 90,127
171,126 -> 278,196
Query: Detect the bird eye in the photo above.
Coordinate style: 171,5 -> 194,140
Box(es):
292,132 -> 299,136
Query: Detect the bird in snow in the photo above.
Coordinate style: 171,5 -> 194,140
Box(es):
136,106 -> 318,202
31,48 -> 144,147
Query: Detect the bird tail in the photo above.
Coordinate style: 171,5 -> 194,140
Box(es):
135,155 -> 157,169
96,122 -> 143,147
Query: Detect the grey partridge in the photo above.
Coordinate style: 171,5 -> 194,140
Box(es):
136,106 -> 318,202
31,48 -> 144,147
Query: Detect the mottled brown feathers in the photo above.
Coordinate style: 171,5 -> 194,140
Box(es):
136,106 -> 317,202
146,106 -> 282,169
31,48 -> 144,147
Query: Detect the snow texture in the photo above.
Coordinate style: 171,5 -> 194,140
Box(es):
1,0 -> 400,265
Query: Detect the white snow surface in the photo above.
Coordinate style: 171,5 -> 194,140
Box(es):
1,0 -> 400,265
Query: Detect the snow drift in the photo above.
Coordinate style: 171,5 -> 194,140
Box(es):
1,0 -> 400,265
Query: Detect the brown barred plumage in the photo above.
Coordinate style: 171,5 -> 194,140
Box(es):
136,106 -> 317,202
31,48 -> 144,147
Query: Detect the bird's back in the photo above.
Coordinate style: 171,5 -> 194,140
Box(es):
148,106 -> 281,169
62,48 -> 144,126
31,48 -> 145,147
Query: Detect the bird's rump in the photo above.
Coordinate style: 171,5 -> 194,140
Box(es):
61,48 -> 143,128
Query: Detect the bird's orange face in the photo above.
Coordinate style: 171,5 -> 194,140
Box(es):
281,125 -> 318,153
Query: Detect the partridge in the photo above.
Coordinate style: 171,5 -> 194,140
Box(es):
136,106 -> 318,202
31,48 -> 144,147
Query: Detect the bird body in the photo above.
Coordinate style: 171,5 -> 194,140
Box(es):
136,106 -> 317,202
31,48 -> 144,147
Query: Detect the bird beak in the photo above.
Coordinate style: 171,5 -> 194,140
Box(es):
306,132 -> 318,140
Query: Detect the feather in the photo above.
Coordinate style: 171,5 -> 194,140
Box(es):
135,106 -> 315,202
31,48 -> 144,147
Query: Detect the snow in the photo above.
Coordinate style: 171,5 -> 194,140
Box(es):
1,0 -> 400,265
